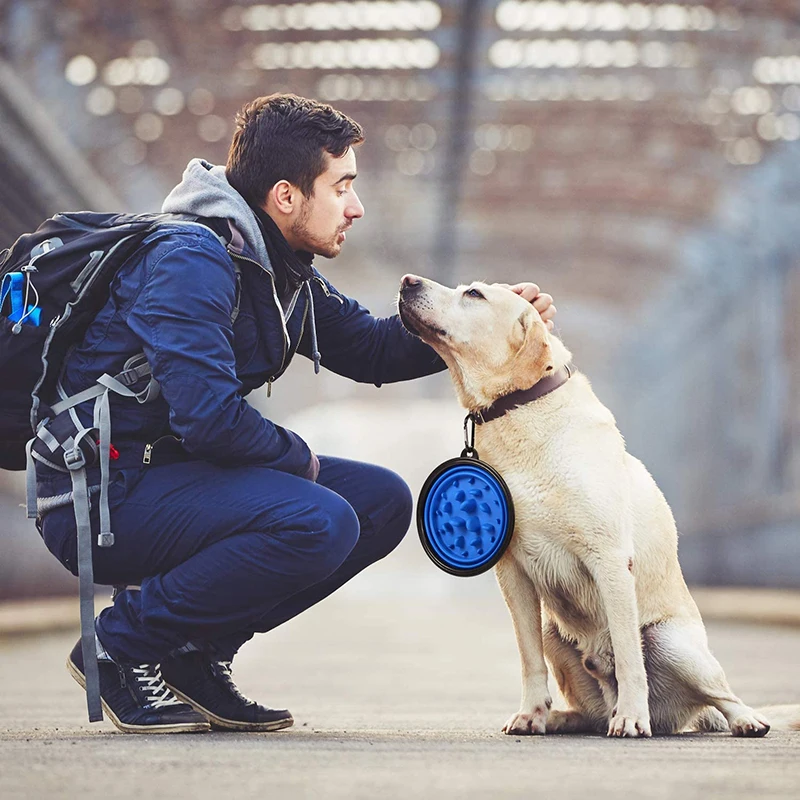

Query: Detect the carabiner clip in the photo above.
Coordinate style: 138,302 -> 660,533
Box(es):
462,413 -> 479,459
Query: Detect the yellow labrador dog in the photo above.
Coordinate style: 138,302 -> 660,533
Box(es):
398,274 -> 799,738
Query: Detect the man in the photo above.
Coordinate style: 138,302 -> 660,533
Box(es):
38,94 -> 557,733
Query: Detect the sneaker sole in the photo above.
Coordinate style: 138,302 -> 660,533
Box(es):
66,657 -> 211,734
164,683 -> 295,732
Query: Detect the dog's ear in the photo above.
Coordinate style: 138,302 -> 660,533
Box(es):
513,307 -> 553,386
516,307 -> 532,337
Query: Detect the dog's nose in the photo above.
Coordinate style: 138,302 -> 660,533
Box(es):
401,274 -> 423,293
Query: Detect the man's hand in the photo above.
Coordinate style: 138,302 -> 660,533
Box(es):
301,451 -> 320,482
494,282 -> 557,331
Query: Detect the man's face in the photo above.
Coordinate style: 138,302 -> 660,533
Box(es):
290,147 -> 364,258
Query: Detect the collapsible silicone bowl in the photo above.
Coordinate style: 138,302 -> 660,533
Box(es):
417,455 -> 514,576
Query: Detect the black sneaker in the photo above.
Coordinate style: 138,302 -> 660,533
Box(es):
66,640 -> 210,734
161,651 -> 294,732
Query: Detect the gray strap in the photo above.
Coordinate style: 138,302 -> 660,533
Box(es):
36,424 -> 61,453
31,449 -> 68,473
50,384 -> 106,416
51,357 -> 160,418
96,373 -> 138,398
93,390 -> 114,548
117,360 -> 152,386
51,370 -> 140,417
25,439 -> 38,519
134,377 -> 160,404
98,371 -> 159,404
67,408 -> 84,447
69,462 -> 103,723
117,354 -> 160,403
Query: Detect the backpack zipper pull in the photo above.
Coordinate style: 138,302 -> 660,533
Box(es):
267,378 -> 273,398
143,443 -> 153,464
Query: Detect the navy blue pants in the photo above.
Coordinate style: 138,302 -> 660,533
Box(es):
40,457 -> 412,663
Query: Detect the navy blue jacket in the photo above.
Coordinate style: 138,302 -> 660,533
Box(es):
55,220 -> 445,479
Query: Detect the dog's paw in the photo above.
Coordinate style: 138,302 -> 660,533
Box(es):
502,707 -> 548,735
730,711 -> 770,738
546,709 -> 602,734
607,712 -> 651,738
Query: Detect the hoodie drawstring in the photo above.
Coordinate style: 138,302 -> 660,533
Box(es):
305,280 -> 321,374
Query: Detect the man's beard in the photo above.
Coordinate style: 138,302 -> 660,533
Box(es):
290,203 -> 342,259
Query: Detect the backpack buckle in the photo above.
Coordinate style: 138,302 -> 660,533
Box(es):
63,446 -> 87,471
97,532 -> 115,547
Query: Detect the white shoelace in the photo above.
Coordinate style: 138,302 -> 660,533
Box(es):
131,664 -> 183,708
216,661 -> 255,704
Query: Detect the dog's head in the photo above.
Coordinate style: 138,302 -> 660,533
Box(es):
398,274 -> 556,410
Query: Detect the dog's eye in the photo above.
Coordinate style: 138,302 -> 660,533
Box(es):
464,288 -> 484,299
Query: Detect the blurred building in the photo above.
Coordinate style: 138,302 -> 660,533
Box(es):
1,0 -> 799,592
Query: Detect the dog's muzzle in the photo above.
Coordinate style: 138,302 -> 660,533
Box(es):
398,280 -> 447,339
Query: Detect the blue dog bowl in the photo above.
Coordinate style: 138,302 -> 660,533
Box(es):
417,457 -> 515,576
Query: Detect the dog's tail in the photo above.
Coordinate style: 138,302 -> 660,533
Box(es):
757,705 -> 800,731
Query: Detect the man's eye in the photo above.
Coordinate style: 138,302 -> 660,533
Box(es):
464,288 -> 484,299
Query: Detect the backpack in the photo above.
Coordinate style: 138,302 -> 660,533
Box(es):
0,211 -> 227,470
0,210 -> 232,723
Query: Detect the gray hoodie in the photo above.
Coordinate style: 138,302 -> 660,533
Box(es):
161,158 -> 274,276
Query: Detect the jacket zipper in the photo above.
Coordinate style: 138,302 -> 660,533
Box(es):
228,249 -> 289,377
284,285 -> 303,318
266,300 -> 309,398
229,248 -> 316,398
142,434 -> 180,465
296,301 -> 309,351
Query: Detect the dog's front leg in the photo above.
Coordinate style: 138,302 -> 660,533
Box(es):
495,551 -> 551,735
589,553 -> 651,738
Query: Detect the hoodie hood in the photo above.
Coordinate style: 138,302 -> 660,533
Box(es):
162,158 -> 273,274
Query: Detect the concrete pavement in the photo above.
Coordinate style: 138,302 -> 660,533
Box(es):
1,572 -> 799,800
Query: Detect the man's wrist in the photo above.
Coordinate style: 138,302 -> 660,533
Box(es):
302,451 -> 320,482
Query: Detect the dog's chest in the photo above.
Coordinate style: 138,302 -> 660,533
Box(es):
511,531 -> 605,638
492,464 -> 605,631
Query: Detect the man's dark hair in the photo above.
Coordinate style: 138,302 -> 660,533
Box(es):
226,93 -> 364,204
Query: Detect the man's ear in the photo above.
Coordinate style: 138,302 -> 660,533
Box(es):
267,180 -> 296,216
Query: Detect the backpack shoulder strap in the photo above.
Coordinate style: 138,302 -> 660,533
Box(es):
151,214 -> 242,324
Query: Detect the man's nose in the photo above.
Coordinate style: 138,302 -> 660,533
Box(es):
347,191 -> 365,220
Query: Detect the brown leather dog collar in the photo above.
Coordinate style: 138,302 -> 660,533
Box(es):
472,364 -> 573,425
